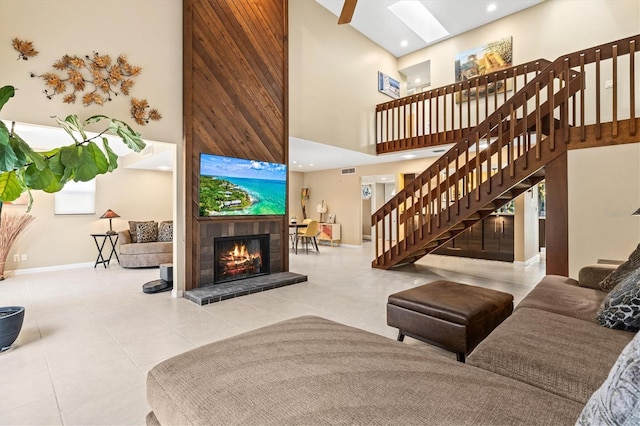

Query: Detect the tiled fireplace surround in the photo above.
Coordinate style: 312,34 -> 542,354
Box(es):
186,220 -> 307,305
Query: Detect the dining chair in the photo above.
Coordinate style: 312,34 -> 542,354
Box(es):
297,220 -> 319,254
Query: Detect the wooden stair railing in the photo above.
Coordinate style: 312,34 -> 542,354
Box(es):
372,34 -> 639,270
375,59 -> 551,154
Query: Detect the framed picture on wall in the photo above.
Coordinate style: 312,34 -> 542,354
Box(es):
378,71 -> 400,99
454,36 -> 513,103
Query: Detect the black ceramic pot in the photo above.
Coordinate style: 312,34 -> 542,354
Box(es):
0,306 -> 25,352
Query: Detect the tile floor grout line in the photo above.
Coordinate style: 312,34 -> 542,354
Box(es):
25,274 -> 66,426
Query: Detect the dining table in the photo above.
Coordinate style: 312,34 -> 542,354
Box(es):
288,222 -> 308,254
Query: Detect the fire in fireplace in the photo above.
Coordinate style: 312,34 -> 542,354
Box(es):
214,234 -> 270,284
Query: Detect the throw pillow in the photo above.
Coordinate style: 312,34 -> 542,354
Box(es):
136,222 -> 158,243
158,221 -> 173,242
576,331 -> 640,426
128,220 -> 154,243
597,267 -> 640,331
599,243 -> 640,291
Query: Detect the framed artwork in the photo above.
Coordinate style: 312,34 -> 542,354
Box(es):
454,36 -> 513,103
378,71 -> 400,99
327,213 -> 336,224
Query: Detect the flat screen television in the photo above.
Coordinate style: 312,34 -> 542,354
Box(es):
199,153 -> 287,217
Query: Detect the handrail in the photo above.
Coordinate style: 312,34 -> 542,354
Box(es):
375,59 -> 551,153
372,34 -> 640,269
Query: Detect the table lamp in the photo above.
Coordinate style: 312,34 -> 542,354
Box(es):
316,200 -> 328,222
100,209 -> 120,235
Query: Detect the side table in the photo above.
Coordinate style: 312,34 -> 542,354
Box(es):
91,233 -> 119,268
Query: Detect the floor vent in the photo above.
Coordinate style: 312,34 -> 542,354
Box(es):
341,167 -> 356,175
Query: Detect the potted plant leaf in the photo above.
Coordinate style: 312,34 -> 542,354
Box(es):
0,84 -> 146,350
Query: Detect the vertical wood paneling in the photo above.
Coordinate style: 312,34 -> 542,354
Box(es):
545,153 -> 569,276
185,0 -> 288,290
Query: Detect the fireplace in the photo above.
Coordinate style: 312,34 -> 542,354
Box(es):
213,234 -> 270,284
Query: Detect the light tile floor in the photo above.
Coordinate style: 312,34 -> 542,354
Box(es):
0,243 -> 546,425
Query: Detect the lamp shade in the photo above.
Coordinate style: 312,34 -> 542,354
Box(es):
100,209 -> 120,235
100,209 -> 120,219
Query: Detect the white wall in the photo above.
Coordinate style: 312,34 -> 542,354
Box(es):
288,0 -> 400,155
568,143 -> 640,278
514,188 -> 540,263
288,171 -> 305,220
0,0 -> 182,144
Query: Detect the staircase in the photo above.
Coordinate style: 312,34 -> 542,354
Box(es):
372,34 -> 639,269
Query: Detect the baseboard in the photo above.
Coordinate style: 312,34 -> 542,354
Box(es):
513,253 -> 541,266
7,262 -> 95,276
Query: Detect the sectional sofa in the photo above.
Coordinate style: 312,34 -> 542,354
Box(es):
145,262 -> 638,425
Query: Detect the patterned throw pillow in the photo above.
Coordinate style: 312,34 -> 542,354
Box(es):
597,267 -> 640,331
128,220 -> 154,243
576,331 -> 640,425
599,243 -> 640,291
158,221 -> 173,242
136,222 -> 158,243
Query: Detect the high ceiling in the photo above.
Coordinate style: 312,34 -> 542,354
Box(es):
291,0 -> 545,174
315,0 -> 543,57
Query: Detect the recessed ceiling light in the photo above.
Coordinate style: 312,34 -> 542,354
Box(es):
487,3 -> 497,12
298,165 -> 303,168
292,160 -> 297,164
380,177 -> 387,181
414,78 -> 421,84
400,40 -> 408,47
309,163 -> 314,166
157,166 -> 171,171
388,1 -> 449,44
402,154 -> 416,159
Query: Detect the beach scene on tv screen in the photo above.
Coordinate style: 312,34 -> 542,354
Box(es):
199,154 -> 287,216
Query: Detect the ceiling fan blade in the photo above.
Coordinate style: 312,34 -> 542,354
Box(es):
338,0 -> 357,25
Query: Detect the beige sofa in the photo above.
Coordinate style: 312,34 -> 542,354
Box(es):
145,263 -> 637,425
117,229 -> 172,268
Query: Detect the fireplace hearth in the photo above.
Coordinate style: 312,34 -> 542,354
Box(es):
185,271 -> 308,306
214,234 -> 269,284
191,220 -> 306,303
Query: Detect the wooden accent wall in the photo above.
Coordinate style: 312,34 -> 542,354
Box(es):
184,0 -> 288,290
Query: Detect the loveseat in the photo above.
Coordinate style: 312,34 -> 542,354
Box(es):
145,260 -> 639,425
117,220 -> 173,268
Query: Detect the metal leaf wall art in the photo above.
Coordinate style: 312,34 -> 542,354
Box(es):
11,38 -> 162,126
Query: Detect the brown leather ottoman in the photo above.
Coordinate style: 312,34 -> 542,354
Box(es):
387,280 -> 513,362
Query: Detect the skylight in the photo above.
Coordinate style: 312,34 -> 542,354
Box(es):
388,1 -> 449,44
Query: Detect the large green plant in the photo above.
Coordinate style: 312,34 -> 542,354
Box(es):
0,85 -> 146,211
